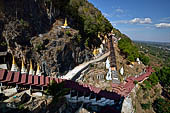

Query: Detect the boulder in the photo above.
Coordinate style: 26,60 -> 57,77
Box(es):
20,92 -> 31,104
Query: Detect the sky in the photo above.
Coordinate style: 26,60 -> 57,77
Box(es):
88,0 -> 170,42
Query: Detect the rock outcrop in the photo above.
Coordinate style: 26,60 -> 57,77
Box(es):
0,0 -> 94,75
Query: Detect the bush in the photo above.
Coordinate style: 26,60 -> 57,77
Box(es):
157,67 -> 170,88
153,98 -> 170,113
89,63 -> 94,67
148,72 -> 159,86
142,80 -> 152,90
133,80 -> 138,84
65,30 -> 71,36
143,92 -> 149,99
35,43 -> 44,51
141,102 -> 151,110
118,38 -> 140,62
18,104 -> 24,110
46,80 -> 70,98
139,53 -> 150,65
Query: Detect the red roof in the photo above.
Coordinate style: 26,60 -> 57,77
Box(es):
50,77 -> 54,82
4,71 -> 14,82
0,69 -> 6,81
40,76 -> 45,86
0,67 -> 154,99
25,75 -> 33,85
126,76 -> 135,82
111,83 -> 119,88
18,74 -> 27,84
33,75 -> 39,85
12,72 -> 20,83
58,78 -> 63,83
45,76 -> 50,86
55,78 -> 59,83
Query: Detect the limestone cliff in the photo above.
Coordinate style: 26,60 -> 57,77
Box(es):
0,0 -> 112,75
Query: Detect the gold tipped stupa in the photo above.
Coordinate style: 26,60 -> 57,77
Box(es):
21,58 -> 27,74
36,63 -> 41,76
93,48 -> 99,57
22,59 -> 24,68
29,59 -> 34,75
11,55 -> 18,72
98,32 -> 100,38
64,18 -> 68,27
12,55 -> 16,65
30,60 -> 32,70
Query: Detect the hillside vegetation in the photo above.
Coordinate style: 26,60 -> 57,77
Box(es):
118,38 -> 150,65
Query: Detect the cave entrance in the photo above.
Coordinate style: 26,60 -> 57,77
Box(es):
0,52 -> 12,70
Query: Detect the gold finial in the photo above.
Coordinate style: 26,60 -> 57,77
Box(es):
22,58 -> 24,68
36,63 -> 41,76
11,55 -> 18,72
12,55 -> 16,64
64,18 -> 68,27
21,58 -> 27,74
93,48 -> 99,56
98,32 -> 100,38
30,59 -> 33,70
29,59 -> 34,75
37,63 -> 40,72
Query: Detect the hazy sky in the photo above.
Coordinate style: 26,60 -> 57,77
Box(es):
88,0 -> 170,42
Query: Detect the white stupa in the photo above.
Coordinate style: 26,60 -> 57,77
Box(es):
61,18 -> 70,29
29,60 -> 34,75
106,67 -> 112,80
100,44 -> 104,50
21,59 -> 27,74
120,67 -> 124,75
36,63 -> 41,76
11,56 -> 18,72
106,58 -> 110,69
99,48 -> 102,55
136,58 -> 141,64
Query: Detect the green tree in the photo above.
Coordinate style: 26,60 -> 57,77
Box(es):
141,102 -> 151,110
139,53 -> 150,65
148,72 -> 159,86
153,98 -> 170,113
157,67 -> 170,88
118,38 -> 140,62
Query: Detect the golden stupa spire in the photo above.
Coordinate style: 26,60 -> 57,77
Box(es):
36,63 -> 41,76
98,32 -> 100,38
30,60 -> 33,70
93,48 -> 99,57
21,58 -> 27,74
29,59 -> 34,75
64,18 -> 68,27
11,55 -> 18,72
12,55 -> 16,64
22,59 -> 24,68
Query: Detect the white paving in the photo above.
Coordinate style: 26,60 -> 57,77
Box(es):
62,52 -> 110,80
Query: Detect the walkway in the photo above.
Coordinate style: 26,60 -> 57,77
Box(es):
0,67 -> 154,100
62,52 -> 110,80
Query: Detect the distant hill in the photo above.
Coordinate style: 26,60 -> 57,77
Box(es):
134,41 -> 170,67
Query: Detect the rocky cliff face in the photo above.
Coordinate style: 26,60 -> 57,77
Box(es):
30,23 -> 93,76
0,0 -> 94,75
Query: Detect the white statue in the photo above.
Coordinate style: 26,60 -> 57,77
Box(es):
99,48 -> 102,55
120,67 -> 124,75
136,58 -> 140,64
100,44 -> 104,50
106,67 -> 112,80
106,58 -> 110,69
